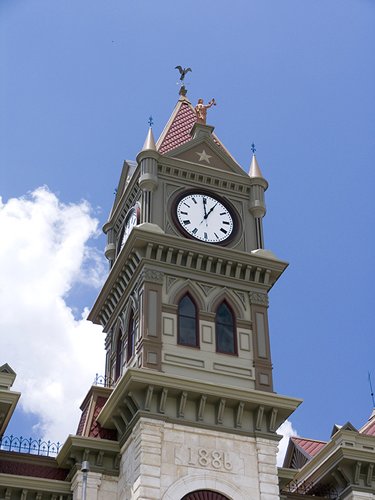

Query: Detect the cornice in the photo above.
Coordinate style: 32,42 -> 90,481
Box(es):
97,368 -> 301,429
88,226 -> 288,329
158,155 -> 249,195
0,472 -> 70,492
56,435 -> 120,479
57,434 -> 120,465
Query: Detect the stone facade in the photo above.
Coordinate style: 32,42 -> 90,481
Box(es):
118,417 -> 279,500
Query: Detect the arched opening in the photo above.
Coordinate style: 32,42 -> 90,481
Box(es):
181,491 -> 230,500
215,301 -> 237,355
178,293 -> 199,347
127,310 -> 136,361
114,329 -> 123,381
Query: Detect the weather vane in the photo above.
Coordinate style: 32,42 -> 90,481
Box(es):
175,65 -> 192,96
368,372 -> 375,407
148,116 -> 154,127
251,142 -> 256,154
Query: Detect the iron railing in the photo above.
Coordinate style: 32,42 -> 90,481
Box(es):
0,435 -> 61,457
283,480 -> 338,499
93,373 -> 115,388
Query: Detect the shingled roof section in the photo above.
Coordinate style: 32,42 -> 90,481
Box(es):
360,408 -> 375,436
157,98 -> 197,155
292,437 -> 327,457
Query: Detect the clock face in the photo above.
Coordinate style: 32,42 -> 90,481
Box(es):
118,205 -> 140,253
175,192 -> 235,243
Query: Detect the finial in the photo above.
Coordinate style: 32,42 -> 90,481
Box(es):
249,151 -> 265,179
251,142 -> 256,154
142,125 -> 156,152
195,98 -> 216,124
148,116 -> 154,127
175,65 -> 192,96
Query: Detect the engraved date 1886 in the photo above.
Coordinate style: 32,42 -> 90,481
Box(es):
187,447 -> 233,471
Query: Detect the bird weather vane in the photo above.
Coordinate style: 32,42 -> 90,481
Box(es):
175,65 -> 192,96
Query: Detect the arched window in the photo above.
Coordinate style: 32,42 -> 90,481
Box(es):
178,294 -> 198,347
114,329 -> 123,381
215,301 -> 237,354
127,311 -> 136,361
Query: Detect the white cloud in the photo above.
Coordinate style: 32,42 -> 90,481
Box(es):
277,419 -> 298,466
0,187 -> 106,443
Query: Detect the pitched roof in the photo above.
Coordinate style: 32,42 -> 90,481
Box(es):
283,436 -> 327,469
292,437 -> 327,457
156,95 -> 240,167
359,408 -> 375,436
157,96 -> 197,154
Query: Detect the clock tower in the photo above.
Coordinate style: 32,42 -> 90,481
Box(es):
87,91 -> 300,500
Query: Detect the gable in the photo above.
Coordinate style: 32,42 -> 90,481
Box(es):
174,142 -> 240,174
283,437 -> 327,469
165,129 -> 247,177
156,95 -> 246,176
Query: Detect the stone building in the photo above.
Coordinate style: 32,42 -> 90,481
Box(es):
0,91 -> 374,500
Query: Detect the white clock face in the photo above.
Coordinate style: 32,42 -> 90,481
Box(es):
119,206 -> 139,253
176,193 -> 234,243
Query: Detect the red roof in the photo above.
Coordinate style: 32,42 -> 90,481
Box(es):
88,396 -> 117,440
0,456 -> 68,479
360,409 -> 375,436
292,437 -> 327,457
158,100 -> 197,154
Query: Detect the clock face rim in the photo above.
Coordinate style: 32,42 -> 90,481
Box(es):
117,203 -> 140,255
172,189 -> 239,245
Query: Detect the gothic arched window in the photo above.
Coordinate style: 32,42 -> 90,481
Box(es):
127,311 -> 136,361
215,301 -> 237,355
178,293 -> 199,347
114,329 -> 123,381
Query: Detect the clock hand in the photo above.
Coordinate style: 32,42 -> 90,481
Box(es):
204,202 -> 218,220
202,197 -> 208,218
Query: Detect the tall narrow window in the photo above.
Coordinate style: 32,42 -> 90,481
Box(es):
178,294 -> 198,347
114,329 -> 123,381
127,311 -> 136,361
216,301 -> 236,354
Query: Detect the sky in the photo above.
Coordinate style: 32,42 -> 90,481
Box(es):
1,0 -> 374,460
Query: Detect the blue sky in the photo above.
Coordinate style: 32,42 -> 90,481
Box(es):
1,0 -> 374,446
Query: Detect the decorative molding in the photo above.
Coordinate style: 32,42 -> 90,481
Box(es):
236,402 -> 245,428
198,395 -> 207,421
249,291 -> 269,306
196,282 -> 214,296
166,275 -> 178,293
256,405 -> 264,431
140,268 -> 164,284
233,290 -> 247,307
160,162 -> 251,196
